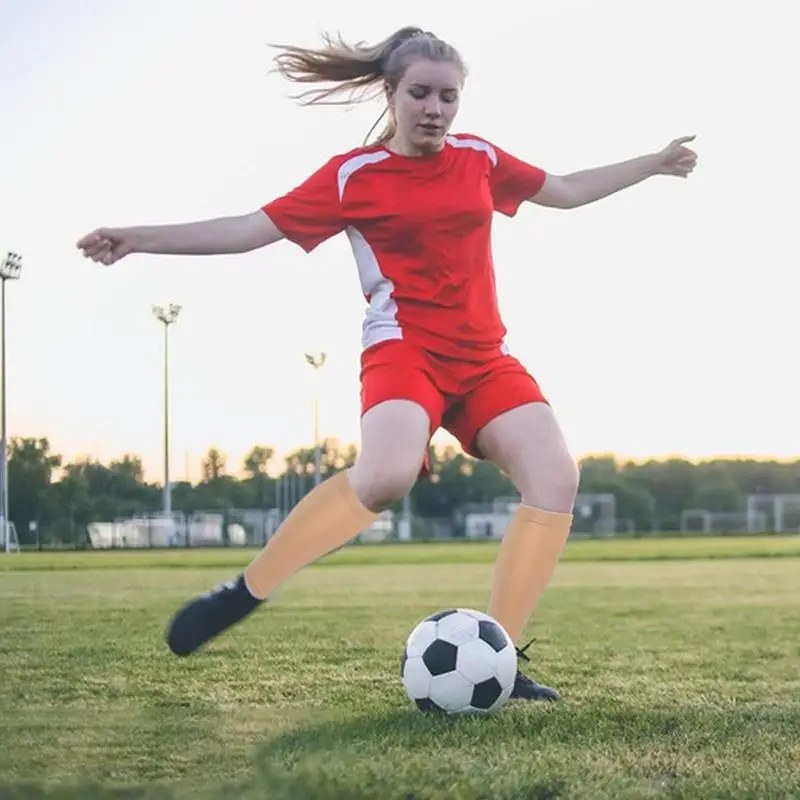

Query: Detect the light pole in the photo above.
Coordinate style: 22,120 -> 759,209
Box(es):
304,351 -> 327,486
152,304 -> 181,516
0,252 -> 22,553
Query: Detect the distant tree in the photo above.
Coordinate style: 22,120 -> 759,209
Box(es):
243,445 -> 274,478
201,447 -> 226,482
8,428 -> 800,546
7,437 -> 62,536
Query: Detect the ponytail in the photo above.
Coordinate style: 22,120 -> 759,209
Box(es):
269,27 -> 465,144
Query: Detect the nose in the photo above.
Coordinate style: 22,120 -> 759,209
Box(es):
423,96 -> 442,117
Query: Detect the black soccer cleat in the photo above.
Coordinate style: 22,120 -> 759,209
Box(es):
165,573 -> 263,657
510,670 -> 561,702
509,637 -> 562,702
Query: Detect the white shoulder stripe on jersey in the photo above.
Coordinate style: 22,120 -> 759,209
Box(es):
445,136 -> 498,166
337,151 -> 392,200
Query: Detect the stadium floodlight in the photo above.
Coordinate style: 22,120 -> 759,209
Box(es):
153,303 -> 182,326
152,304 -> 182,516
0,252 -> 22,281
304,352 -> 327,487
1,252 -> 23,553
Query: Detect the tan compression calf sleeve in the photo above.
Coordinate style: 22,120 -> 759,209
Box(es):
243,470 -> 378,599
487,505 -> 573,643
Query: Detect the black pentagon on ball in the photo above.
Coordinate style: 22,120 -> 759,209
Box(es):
415,697 -> 446,714
426,608 -> 458,622
478,619 -> 509,653
422,639 -> 458,676
471,677 -> 503,710
400,651 -> 407,677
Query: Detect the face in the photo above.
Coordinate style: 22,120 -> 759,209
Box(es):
387,59 -> 463,154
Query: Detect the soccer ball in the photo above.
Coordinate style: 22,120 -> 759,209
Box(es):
401,608 -> 517,715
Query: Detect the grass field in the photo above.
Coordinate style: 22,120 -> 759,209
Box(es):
6,533 -> 800,571
1,538 -> 799,798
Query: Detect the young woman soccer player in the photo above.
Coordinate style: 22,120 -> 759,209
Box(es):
77,27 -> 697,701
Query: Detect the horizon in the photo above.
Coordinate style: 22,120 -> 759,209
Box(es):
17,430 -> 800,486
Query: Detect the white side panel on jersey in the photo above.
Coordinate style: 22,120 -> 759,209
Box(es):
337,150 -> 391,200
445,136 -> 498,166
337,150 -> 401,351
346,227 -> 403,349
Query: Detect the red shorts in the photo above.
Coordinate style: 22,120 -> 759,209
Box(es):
360,339 -> 548,473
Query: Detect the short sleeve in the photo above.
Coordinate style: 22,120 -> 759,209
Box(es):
261,157 -> 345,253
488,143 -> 547,217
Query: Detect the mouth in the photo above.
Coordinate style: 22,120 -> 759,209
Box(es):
418,123 -> 443,136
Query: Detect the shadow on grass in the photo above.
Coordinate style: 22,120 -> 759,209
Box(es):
246,702 -> 800,800
3,703 -> 797,799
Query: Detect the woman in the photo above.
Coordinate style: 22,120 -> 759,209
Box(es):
77,26 -> 697,702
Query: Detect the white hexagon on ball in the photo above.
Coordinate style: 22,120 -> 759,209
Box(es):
401,655 -> 431,700
456,638 -> 497,684
458,608 -> 506,627
436,611 -> 480,647
494,644 -> 518,690
404,619 -> 437,658
429,670 -> 474,714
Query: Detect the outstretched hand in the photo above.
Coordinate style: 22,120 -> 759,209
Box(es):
76,228 -> 136,266
653,135 -> 698,178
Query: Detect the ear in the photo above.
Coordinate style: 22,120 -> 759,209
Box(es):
384,81 -> 396,109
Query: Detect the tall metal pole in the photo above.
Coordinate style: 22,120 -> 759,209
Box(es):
304,352 -> 327,486
0,252 -> 22,553
152,304 -> 181,516
163,321 -> 170,515
1,278 -> 7,551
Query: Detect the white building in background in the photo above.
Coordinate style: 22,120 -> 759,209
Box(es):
358,509 -> 394,543
87,513 -> 246,549
86,507 -> 396,549
464,494 -> 619,539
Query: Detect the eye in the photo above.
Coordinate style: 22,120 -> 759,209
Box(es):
409,86 -> 429,99
441,90 -> 458,103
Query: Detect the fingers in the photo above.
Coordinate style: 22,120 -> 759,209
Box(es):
80,238 -> 112,262
76,229 -> 106,251
76,230 -> 105,251
85,239 -> 112,260
663,134 -> 698,177
76,228 -> 124,265
678,152 -> 698,172
674,156 -> 696,177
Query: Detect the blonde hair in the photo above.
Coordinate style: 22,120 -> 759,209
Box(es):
270,27 -> 467,144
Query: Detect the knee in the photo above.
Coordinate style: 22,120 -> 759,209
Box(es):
516,453 -> 580,514
348,458 -> 420,513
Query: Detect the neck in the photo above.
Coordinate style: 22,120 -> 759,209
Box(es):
386,135 -> 445,158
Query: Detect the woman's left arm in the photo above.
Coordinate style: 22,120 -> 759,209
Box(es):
530,135 -> 698,210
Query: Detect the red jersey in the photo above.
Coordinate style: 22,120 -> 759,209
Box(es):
261,133 -> 547,360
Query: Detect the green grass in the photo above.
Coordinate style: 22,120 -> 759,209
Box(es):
5,533 -> 800,572
1,542 -> 799,798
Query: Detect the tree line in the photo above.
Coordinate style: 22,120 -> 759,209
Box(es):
6,436 -> 800,545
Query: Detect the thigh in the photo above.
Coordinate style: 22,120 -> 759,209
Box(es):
475,402 -> 579,513
359,340 -> 445,477
349,398 -> 433,511
443,354 -> 548,459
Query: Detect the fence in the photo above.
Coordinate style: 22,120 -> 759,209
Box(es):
6,493 -> 800,551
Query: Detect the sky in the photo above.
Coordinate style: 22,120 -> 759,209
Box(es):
0,0 -> 798,483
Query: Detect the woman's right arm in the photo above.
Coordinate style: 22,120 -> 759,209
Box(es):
77,210 -> 284,265
131,210 -> 284,254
